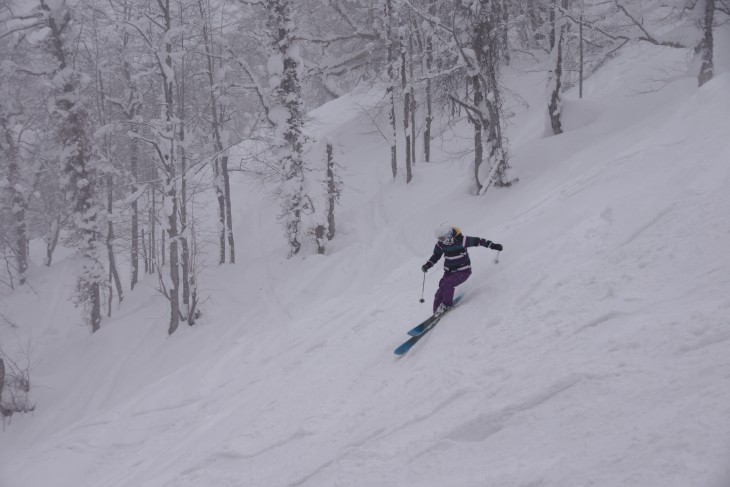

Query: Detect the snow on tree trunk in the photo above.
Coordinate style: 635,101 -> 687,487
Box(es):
38,0 -> 104,332
130,128 -> 140,289
0,106 -> 28,285
179,123 -> 191,324
267,0 -> 309,257
385,0 -> 398,179
454,0 -> 511,193
501,0 -> 510,65
408,27 -> 417,167
473,76 -> 485,194
399,15 -> 413,184
106,175 -> 123,310
45,217 -> 60,267
325,142 -> 342,241
198,0 -> 233,264
149,199 -> 156,275
222,154 -> 235,264
547,0 -> 566,136
145,0 -> 182,335
424,0 -> 435,163
120,28 -> 142,290
579,11 -> 584,99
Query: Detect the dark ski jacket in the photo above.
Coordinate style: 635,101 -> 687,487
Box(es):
424,234 -> 493,274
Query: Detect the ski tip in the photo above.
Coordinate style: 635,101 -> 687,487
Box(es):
394,342 -> 413,356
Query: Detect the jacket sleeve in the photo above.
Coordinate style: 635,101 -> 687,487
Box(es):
426,244 -> 444,266
465,236 -> 491,248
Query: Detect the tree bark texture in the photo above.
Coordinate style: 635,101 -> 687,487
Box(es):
697,0 -> 715,87
547,0 -> 565,135
268,0 -> 307,257
385,0 -> 398,179
400,19 -> 413,184
326,143 -> 337,241
0,114 -> 27,284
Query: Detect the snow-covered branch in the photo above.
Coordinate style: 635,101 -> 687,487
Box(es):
613,2 -> 689,48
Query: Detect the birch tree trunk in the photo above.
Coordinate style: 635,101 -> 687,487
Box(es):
547,0 -> 566,135
45,217 -> 60,267
399,13 -> 413,184
222,154 -> 235,264
198,0 -> 223,262
579,10 -> 584,98
107,175 -> 123,310
472,76 -> 484,194
149,197 -> 156,275
176,12 -> 191,324
424,0 -> 435,163
385,0 -> 398,179
119,9 -> 143,290
150,0 -> 181,335
408,27 -> 417,167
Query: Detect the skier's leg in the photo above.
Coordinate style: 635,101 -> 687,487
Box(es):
433,273 -> 448,313
441,270 -> 471,307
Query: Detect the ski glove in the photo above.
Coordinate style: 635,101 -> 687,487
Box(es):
422,262 -> 433,273
490,243 -> 503,251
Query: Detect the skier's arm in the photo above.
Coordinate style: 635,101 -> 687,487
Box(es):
468,236 -> 503,251
421,244 -> 444,272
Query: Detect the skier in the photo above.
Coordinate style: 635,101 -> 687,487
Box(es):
421,224 -> 503,316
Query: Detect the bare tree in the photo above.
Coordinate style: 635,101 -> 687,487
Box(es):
423,0 -> 436,163
385,0 -> 399,180
567,0 -> 720,87
547,0 -> 569,135
197,0 -> 236,264
398,4 -> 413,183
0,340 -> 35,419
125,0 -> 183,334
451,0 -> 512,193
105,0 -> 145,291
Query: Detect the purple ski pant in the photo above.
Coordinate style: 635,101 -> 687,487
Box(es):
433,270 -> 471,313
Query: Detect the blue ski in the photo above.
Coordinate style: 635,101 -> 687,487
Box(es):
394,296 -> 463,356
407,295 -> 463,337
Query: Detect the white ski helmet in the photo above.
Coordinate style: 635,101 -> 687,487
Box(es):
435,223 -> 459,245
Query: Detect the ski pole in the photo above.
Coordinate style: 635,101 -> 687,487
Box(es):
494,250 -> 501,264
419,272 -> 426,303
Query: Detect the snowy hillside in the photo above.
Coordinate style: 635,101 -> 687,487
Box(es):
1,41 -> 730,487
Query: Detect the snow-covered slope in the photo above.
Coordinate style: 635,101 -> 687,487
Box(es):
1,43 -> 729,487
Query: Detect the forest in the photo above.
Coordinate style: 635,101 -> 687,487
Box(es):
0,0 -> 727,416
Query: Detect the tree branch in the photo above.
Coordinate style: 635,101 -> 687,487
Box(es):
448,94 -> 483,120
226,48 -> 272,123
613,1 -> 688,48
